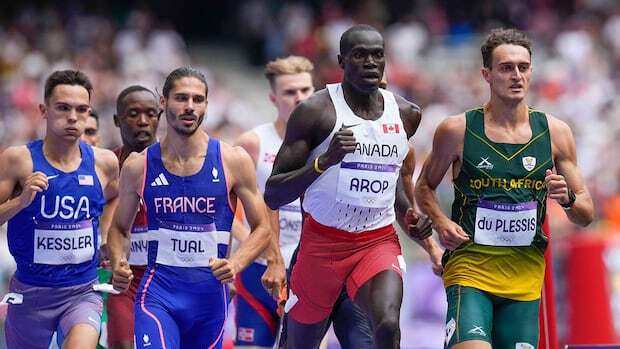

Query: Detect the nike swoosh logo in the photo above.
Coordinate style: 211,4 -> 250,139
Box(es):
342,123 -> 361,129
46,174 -> 59,180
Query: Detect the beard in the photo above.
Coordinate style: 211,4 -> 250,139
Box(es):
167,111 -> 206,136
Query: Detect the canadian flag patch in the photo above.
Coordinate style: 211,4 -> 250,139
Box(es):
237,327 -> 255,342
382,123 -> 400,134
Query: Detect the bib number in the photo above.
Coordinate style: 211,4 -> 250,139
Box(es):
33,220 -> 95,265
336,161 -> 398,208
154,221 -> 218,267
128,225 -> 149,266
474,200 -> 537,247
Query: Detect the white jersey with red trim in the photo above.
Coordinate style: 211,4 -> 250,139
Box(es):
252,123 -> 302,268
304,83 -> 409,233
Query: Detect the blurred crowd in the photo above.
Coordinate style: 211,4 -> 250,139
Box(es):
1,1 -> 619,346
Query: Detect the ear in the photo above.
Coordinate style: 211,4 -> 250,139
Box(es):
337,54 -> 344,69
269,91 -> 276,106
481,67 -> 491,84
39,103 -> 47,119
160,96 -> 166,110
113,114 -> 120,127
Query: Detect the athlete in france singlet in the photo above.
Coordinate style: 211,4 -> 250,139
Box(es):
134,139 -> 233,349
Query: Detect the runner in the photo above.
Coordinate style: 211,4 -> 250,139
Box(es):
264,25 -> 442,348
108,67 -> 271,349
82,109 -> 100,147
0,69 -> 119,348
233,55 -> 374,349
415,28 -> 594,348
106,85 -> 161,349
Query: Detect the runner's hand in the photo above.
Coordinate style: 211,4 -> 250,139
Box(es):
262,260 -> 286,300
210,257 -> 239,283
435,218 -> 469,251
317,127 -> 357,169
404,208 -> 433,240
545,169 -> 571,205
112,259 -> 133,292
19,172 -> 48,208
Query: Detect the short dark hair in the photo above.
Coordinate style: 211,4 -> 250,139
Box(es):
44,70 -> 93,102
116,85 -> 156,114
89,108 -> 99,127
162,67 -> 208,98
481,28 -> 532,68
339,24 -> 382,55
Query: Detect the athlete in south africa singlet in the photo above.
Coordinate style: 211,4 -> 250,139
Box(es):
5,140 -> 106,349
443,108 -> 552,348
135,139 -> 233,349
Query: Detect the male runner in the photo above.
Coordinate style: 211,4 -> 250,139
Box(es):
0,69 -> 119,348
106,85 -> 161,349
264,25 -> 442,349
83,109 -> 100,146
233,55 -> 374,349
108,67 -> 271,349
415,28 -> 594,348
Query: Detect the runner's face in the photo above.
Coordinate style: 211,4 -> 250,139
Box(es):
163,77 -> 207,136
42,84 -> 90,142
340,31 -> 385,92
81,115 -> 98,146
483,44 -> 532,104
117,91 -> 160,151
270,73 -> 314,124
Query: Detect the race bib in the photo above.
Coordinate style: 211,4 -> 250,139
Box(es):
279,202 -> 302,247
128,225 -> 149,266
33,220 -> 95,265
154,221 -> 218,267
336,161 -> 398,208
474,200 -> 537,247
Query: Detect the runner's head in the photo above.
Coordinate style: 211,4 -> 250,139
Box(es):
41,70 -> 93,142
481,28 -> 532,104
338,24 -> 385,93
114,85 -> 160,152
82,109 -> 99,146
161,67 -> 208,137
265,56 -> 315,124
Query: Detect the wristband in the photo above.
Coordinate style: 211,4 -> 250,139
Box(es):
560,188 -> 576,209
313,157 -> 325,174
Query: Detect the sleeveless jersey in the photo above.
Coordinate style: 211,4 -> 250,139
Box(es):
443,108 -> 552,301
304,83 -> 409,232
142,139 -> 233,282
252,123 -> 301,268
8,140 -> 105,287
113,147 -> 148,266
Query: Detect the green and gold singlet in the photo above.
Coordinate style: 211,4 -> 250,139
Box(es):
443,107 -> 552,301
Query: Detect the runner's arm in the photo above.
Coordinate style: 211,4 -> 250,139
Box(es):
264,101 -> 325,209
415,116 -> 470,250
227,147 -> 271,274
549,117 -> 594,226
95,148 -> 120,247
108,153 -> 144,267
0,146 -> 41,225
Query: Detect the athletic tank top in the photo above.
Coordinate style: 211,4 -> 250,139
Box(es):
443,107 -> 552,301
8,140 -> 105,287
252,123 -> 301,268
113,147 -> 148,266
142,139 -> 233,282
304,83 -> 409,232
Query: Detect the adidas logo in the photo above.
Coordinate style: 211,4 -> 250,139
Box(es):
476,157 -> 494,170
151,173 -> 169,186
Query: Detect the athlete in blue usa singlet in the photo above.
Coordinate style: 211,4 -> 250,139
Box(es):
107,67 -> 271,349
0,70 -> 120,349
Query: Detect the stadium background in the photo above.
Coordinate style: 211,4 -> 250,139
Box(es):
1,0 -> 619,347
